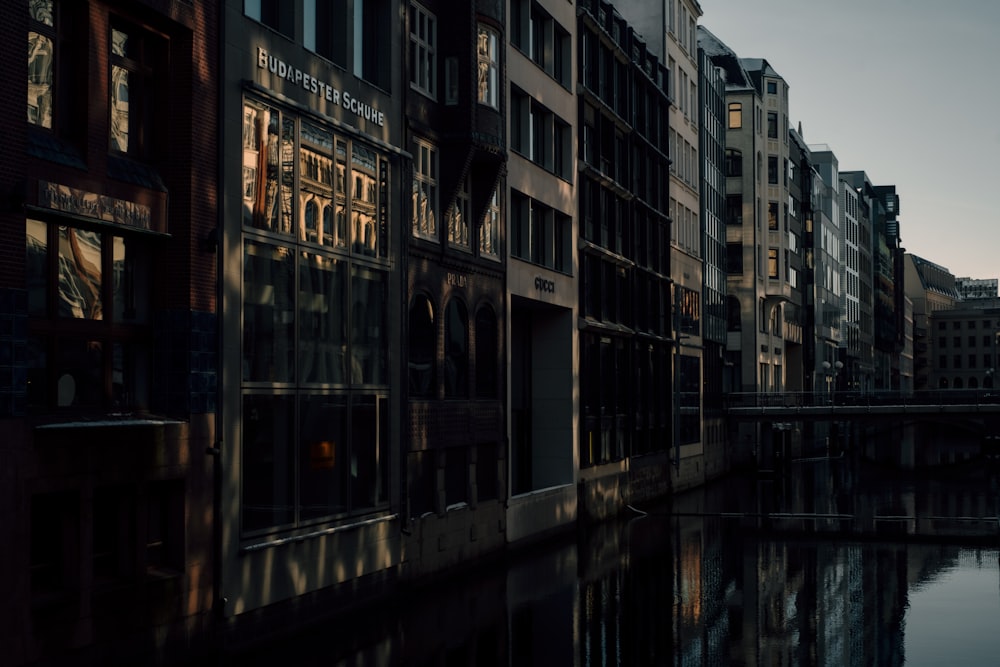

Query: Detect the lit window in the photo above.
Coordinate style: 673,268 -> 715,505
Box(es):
409,3 -> 436,98
768,248 -> 778,279
727,102 -> 742,129
477,25 -> 499,109
412,139 -> 438,240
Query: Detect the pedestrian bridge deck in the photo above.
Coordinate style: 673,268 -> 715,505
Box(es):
725,390 -> 1000,421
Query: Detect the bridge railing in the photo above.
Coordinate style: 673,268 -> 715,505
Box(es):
724,389 -> 1000,410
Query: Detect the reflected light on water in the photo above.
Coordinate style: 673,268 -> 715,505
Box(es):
905,552 -> 1000,667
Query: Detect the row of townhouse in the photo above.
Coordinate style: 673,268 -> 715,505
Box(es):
2,0 -> 919,663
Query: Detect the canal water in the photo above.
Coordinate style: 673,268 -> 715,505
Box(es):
220,453 -> 1000,666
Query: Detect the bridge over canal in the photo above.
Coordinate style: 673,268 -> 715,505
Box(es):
725,389 -> 1000,422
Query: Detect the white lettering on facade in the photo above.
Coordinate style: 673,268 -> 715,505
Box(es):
447,273 -> 467,288
256,47 -> 381,127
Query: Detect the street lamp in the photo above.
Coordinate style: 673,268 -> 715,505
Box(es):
822,360 -> 844,404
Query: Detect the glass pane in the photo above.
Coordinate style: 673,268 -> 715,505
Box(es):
241,103 -> 282,233
110,54 -> 130,152
351,144 -> 378,256
55,339 -> 103,407
335,141 -> 348,249
243,241 -> 295,383
350,267 -> 387,386
299,394 -> 349,520
29,0 -> 53,25
58,226 -> 103,320
444,300 -> 468,397
351,395 -> 381,511
112,342 -> 149,409
26,337 -> 47,409
112,236 -> 151,323
279,117 -> 295,234
26,219 -> 47,316
27,31 -> 53,128
298,252 -> 346,383
408,295 -> 435,396
299,123 -> 335,245
475,307 -> 497,398
242,393 -> 296,531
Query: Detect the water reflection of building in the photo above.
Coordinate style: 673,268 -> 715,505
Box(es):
5,1 -> 218,663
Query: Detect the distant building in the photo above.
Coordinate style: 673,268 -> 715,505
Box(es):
904,254 -> 960,390
838,176 -> 868,391
840,172 -> 904,392
700,29 -> 797,396
926,306 -> 1000,390
807,146 -> 845,392
957,277 -> 999,301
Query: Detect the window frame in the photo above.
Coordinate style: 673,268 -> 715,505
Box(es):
446,175 -> 471,250
409,2 -> 436,99
240,97 -> 393,535
476,24 -> 500,109
412,138 -> 438,241
28,0 -> 56,130
727,102 -> 742,129
25,217 -> 154,413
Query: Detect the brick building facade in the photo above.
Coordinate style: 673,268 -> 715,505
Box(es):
2,1 -> 219,663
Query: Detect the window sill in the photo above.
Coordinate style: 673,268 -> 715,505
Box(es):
240,512 -> 398,553
34,415 -> 185,431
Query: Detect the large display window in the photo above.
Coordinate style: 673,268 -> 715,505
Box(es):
240,97 -> 391,534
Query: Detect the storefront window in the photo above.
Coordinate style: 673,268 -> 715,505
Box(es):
241,98 -> 392,533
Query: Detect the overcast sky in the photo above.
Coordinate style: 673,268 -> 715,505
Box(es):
699,0 -> 1000,281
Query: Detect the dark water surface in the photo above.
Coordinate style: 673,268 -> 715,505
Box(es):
219,456 -> 1000,666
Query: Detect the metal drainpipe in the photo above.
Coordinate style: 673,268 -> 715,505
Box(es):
211,0 -> 225,627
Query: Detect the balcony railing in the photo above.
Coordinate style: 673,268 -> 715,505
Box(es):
725,389 -> 1000,410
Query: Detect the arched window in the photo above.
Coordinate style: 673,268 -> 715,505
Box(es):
475,305 -> 498,398
444,299 -> 469,397
939,377 -> 949,389
970,377 -> 979,389
954,377 -> 964,389
408,294 -> 435,396
304,198 -> 320,242
727,296 -> 741,332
